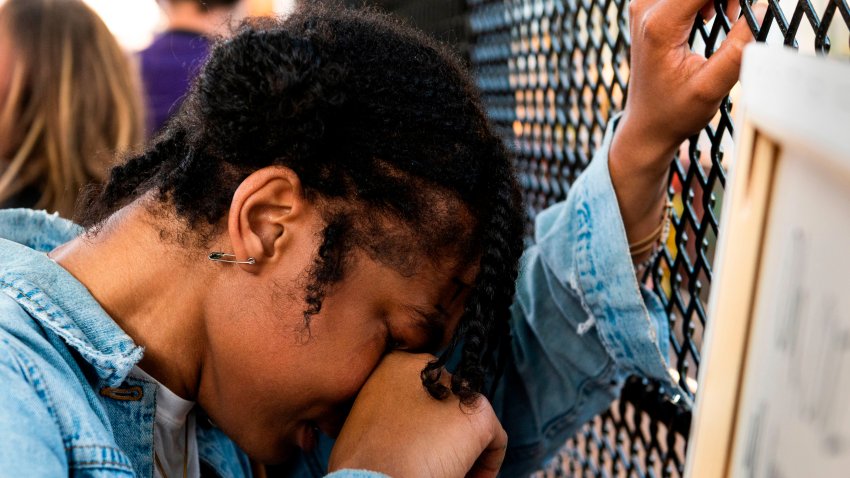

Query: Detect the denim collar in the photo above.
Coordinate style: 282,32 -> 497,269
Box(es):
0,209 -> 143,386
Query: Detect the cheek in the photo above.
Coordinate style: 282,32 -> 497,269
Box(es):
292,289 -> 393,402
200,300 -> 387,415
197,264 -> 393,457
195,325 -> 297,461
313,334 -> 385,402
200,313 -> 297,417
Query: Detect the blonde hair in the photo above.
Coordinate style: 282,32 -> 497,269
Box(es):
0,0 -> 145,218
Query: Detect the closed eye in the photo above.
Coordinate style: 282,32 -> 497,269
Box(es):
384,332 -> 404,353
404,305 -> 448,353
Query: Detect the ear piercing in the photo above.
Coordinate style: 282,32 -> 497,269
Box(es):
207,252 -> 256,265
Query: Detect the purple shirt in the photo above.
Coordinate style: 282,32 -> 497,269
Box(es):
138,30 -> 211,135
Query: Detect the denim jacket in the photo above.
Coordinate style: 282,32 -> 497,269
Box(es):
0,120 -> 681,477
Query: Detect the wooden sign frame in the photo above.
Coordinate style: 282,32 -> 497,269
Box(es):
684,44 -> 850,477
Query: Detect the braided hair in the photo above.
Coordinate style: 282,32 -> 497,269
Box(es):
81,5 -> 524,403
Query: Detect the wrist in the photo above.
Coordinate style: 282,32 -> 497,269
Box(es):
610,111 -> 679,178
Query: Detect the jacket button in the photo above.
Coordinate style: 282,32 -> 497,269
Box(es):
99,386 -> 143,401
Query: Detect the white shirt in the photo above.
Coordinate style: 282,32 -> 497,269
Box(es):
131,366 -> 200,478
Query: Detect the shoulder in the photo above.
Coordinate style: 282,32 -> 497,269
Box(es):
0,326 -> 70,474
0,291 -> 53,363
0,290 -> 101,430
0,297 -> 68,460
0,294 -> 132,474
0,292 -> 75,413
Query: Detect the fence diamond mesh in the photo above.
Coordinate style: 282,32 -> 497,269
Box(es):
467,0 -> 850,476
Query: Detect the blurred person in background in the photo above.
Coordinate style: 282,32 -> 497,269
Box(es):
140,0 -> 245,135
0,0 -> 145,218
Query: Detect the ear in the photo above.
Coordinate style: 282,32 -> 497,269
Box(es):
227,166 -> 309,271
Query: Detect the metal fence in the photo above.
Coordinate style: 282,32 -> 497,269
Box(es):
343,0 -> 472,57
466,0 -> 850,476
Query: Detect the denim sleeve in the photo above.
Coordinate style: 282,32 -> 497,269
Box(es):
0,334 -> 68,475
495,117 -> 687,476
325,470 -> 390,477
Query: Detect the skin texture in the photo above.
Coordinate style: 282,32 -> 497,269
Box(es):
49,0 -> 767,475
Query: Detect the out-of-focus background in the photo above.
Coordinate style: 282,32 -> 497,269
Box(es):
2,0 -> 848,476
83,0 -> 296,50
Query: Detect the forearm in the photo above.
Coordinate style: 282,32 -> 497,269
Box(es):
608,113 -> 676,262
608,0 -> 764,254
495,132 -> 689,473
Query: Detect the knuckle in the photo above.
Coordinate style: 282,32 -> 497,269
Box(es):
628,0 -> 640,22
692,83 -> 714,104
692,81 -> 718,105
640,8 -> 667,44
727,39 -> 746,64
495,422 -> 507,440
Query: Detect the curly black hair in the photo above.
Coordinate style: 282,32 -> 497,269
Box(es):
81,4 -> 524,403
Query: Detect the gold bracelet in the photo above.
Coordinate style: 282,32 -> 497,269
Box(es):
629,199 -> 673,257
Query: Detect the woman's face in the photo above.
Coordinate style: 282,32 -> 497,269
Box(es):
197,210 -> 474,463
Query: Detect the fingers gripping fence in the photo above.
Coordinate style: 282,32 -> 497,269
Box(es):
467,0 -> 850,476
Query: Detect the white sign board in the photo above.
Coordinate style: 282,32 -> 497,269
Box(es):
685,45 -> 850,478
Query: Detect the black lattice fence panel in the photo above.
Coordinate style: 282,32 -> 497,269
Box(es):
467,0 -> 850,476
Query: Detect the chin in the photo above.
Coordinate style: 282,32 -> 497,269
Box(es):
217,424 -> 300,465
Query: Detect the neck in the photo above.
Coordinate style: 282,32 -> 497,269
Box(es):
164,2 -> 234,38
50,202 -> 210,399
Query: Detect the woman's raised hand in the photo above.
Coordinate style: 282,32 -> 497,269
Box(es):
614,0 -> 767,171
609,0 -> 766,249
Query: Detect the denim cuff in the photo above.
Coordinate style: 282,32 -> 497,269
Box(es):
540,116 -> 690,407
325,470 -> 391,478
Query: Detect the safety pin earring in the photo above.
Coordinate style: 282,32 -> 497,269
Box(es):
208,252 -> 256,265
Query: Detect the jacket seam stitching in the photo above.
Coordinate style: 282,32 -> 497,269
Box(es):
69,460 -> 133,469
64,445 -> 128,453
